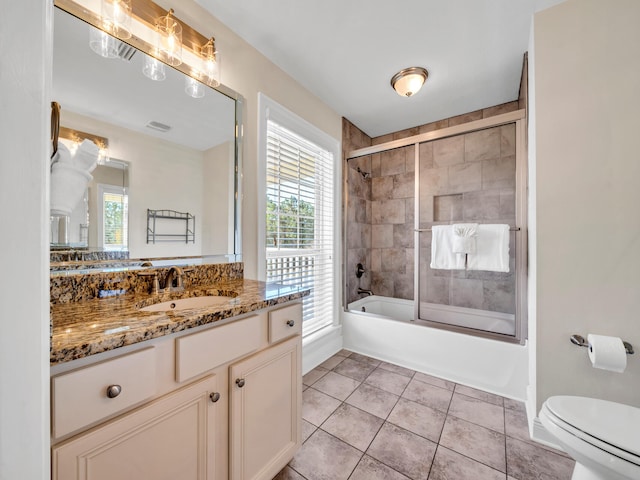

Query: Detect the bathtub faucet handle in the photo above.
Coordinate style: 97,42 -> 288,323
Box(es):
356,263 -> 366,278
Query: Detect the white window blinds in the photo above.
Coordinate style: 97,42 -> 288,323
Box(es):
266,120 -> 335,337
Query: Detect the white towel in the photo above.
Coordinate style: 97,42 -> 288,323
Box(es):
466,224 -> 510,272
452,223 -> 478,254
430,225 -> 466,270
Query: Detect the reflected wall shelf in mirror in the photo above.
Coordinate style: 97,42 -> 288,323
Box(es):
147,209 -> 195,244
51,0 -> 244,272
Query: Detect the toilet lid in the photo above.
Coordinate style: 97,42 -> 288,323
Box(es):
545,396 -> 640,458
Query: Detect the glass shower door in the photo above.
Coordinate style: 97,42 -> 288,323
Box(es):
416,123 -> 519,337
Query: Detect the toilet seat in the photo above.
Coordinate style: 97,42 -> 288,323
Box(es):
542,396 -> 640,466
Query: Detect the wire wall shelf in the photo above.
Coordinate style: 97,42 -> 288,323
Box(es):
146,209 -> 195,244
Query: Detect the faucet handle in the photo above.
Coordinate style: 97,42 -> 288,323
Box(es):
138,270 -> 160,294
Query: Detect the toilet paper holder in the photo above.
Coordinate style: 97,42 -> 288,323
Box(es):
570,334 -> 634,355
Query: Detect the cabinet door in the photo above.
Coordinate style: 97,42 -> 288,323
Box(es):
53,375 -> 221,480
229,335 -> 302,480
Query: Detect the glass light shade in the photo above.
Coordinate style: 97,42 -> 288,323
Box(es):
185,76 -> 205,98
201,40 -> 220,87
156,10 -> 182,67
391,67 -> 428,97
89,26 -> 118,58
101,0 -> 132,39
142,54 -> 166,81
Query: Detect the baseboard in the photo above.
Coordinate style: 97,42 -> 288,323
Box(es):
302,325 -> 343,374
530,417 -> 565,451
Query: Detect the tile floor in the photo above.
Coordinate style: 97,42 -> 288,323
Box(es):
274,350 -> 575,480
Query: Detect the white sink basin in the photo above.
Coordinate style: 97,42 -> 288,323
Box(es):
139,296 -> 233,312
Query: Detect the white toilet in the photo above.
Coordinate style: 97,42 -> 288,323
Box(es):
539,396 -> 640,480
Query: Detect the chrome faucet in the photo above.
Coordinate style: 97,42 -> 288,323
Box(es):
357,287 -> 374,296
164,266 -> 185,292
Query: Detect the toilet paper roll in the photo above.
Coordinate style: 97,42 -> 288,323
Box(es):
587,334 -> 627,373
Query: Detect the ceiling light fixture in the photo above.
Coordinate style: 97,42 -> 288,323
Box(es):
390,67 -> 429,97
155,8 -> 182,67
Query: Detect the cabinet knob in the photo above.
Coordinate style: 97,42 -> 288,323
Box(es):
286,320 -> 295,327
106,384 -> 122,398
235,378 -> 245,388
209,392 -> 221,403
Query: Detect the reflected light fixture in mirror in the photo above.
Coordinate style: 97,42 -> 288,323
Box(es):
155,8 -> 182,67
390,66 -> 429,97
60,127 -> 110,163
89,26 -> 119,58
143,53 -> 166,81
185,76 -> 205,98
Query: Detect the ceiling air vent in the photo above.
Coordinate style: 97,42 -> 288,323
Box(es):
117,43 -> 137,62
146,121 -> 172,133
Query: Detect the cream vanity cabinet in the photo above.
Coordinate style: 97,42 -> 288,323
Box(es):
51,301 -> 303,480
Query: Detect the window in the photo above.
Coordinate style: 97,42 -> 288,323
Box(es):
98,184 -> 128,251
259,94 -> 339,337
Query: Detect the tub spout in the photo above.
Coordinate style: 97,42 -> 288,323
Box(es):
357,287 -> 374,296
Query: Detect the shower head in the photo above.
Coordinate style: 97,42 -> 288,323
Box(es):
356,166 -> 371,179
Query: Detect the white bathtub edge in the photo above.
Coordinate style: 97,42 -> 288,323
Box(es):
342,309 -> 528,400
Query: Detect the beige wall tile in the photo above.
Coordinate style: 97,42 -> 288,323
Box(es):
419,119 -> 449,134
371,176 -> 394,200
482,156 -> 516,190
449,162 -> 483,192
463,190 -> 501,221
464,127 -> 501,163
372,224 -> 394,248
501,124 -> 516,156
393,171 -> 415,199
482,101 -> 519,118
434,194 -> 464,222
381,148 -> 408,176
449,110 -> 483,127
419,142 -> 434,169
450,278 -> 484,309
433,135 -> 465,168
372,199 -> 406,224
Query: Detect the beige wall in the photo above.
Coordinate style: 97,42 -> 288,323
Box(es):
534,0 -> 640,410
156,0 -> 342,279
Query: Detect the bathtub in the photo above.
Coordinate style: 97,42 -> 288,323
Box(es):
342,295 -> 528,399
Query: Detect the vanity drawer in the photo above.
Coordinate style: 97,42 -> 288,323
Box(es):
52,347 -> 157,440
176,314 -> 262,382
269,303 -> 302,343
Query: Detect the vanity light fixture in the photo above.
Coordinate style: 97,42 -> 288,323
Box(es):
59,127 -> 110,163
200,37 -> 220,88
142,53 -> 166,81
155,8 -> 182,67
390,67 -> 429,97
101,0 -> 132,39
89,0 -> 132,57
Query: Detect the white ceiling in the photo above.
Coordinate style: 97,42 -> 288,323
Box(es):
195,0 -> 564,138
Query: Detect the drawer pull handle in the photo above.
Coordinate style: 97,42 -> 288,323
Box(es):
286,320 -> 295,327
235,378 -> 246,388
209,392 -> 221,403
106,384 -> 122,398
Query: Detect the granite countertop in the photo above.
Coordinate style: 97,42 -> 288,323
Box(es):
51,278 -> 309,365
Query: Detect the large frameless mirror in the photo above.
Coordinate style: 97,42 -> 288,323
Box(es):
51,5 -> 242,268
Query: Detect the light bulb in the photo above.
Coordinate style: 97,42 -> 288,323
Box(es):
143,54 -> 166,81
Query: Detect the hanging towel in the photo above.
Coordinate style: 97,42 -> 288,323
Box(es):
466,224 -> 510,272
452,223 -> 478,254
430,225 -> 466,270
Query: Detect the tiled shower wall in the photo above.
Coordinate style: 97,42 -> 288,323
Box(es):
418,123 -> 517,315
344,100 -> 520,307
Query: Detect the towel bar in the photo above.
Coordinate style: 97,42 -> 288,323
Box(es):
570,334 -> 634,355
415,227 -> 521,233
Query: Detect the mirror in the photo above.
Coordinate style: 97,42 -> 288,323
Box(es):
51,6 -> 242,266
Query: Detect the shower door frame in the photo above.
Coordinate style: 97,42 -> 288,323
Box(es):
345,109 -> 528,344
